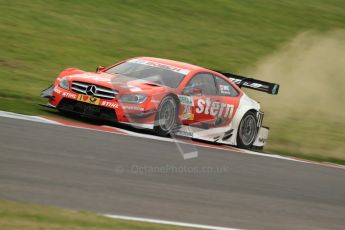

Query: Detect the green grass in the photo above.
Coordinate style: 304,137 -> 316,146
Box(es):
0,199 -> 197,230
0,0 -> 344,163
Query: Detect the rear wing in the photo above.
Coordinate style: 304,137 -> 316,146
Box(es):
216,71 -> 279,95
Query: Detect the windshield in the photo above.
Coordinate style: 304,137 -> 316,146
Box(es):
105,59 -> 188,88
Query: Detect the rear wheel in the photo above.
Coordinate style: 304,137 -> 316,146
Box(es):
154,96 -> 178,136
237,111 -> 258,149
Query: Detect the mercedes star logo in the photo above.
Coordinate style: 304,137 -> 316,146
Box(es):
86,85 -> 96,96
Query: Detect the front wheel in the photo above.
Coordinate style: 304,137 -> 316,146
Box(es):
237,111 -> 258,149
154,96 -> 178,136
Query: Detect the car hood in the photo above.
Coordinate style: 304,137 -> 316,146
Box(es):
66,71 -> 169,94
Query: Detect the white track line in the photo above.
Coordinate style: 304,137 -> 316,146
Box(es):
1,110 -> 344,169
103,214 -> 244,230
102,125 -> 177,143
0,111 -> 60,125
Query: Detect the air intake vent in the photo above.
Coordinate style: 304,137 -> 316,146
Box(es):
71,81 -> 117,99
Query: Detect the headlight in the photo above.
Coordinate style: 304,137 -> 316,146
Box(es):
118,94 -> 147,104
58,77 -> 69,90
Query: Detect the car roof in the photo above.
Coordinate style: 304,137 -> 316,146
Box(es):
135,57 -> 207,72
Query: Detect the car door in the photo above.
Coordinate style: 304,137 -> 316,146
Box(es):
213,74 -> 241,127
180,73 -> 219,128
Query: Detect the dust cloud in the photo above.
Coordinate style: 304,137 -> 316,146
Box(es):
245,30 -> 345,121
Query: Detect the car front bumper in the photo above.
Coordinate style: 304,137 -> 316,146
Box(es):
41,85 -> 157,127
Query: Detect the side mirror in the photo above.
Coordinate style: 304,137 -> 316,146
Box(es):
96,66 -> 106,72
183,87 -> 202,96
192,87 -> 202,95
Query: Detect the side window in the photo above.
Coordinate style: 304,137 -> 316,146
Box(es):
215,76 -> 239,97
185,73 -> 217,95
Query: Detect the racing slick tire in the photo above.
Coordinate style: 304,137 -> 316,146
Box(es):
237,110 -> 258,149
154,95 -> 178,136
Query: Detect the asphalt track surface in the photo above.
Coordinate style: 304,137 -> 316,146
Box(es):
0,116 -> 345,230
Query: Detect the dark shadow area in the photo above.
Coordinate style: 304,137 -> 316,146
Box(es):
39,106 -> 264,153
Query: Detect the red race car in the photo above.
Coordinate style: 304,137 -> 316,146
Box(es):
41,57 -> 279,149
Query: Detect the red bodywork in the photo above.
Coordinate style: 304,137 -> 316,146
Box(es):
48,57 -> 244,128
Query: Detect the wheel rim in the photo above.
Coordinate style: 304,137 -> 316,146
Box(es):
239,114 -> 257,146
158,98 -> 176,132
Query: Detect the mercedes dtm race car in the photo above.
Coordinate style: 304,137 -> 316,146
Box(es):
41,57 -> 279,149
